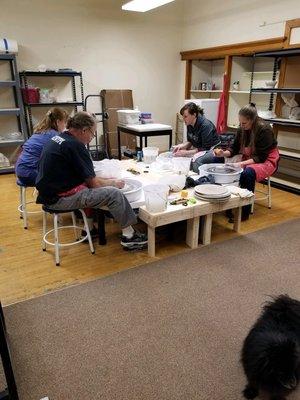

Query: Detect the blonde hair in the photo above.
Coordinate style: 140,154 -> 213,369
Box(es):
33,107 -> 68,133
66,112 -> 96,130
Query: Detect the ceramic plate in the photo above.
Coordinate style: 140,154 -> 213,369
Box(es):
194,184 -> 230,197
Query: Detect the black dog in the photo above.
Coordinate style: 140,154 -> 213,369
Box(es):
241,295 -> 300,400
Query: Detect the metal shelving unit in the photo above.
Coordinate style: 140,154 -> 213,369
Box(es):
19,70 -> 84,135
250,48 -> 300,194
0,54 -> 27,174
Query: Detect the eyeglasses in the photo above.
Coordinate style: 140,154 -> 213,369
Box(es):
83,127 -> 96,137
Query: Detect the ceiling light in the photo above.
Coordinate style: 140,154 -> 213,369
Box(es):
122,0 -> 175,12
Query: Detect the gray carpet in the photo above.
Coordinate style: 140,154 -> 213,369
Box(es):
3,219 -> 300,400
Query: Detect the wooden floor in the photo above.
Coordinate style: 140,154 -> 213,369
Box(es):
1,173 -> 299,305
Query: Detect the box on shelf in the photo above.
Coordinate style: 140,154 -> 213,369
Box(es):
117,109 -> 140,125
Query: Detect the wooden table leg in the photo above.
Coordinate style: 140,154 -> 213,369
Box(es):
147,226 -> 156,257
186,216 -> 200,249
202,213 -> 212,245
233,207 -> 242,232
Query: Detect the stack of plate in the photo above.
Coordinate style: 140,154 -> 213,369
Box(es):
194,184 -> 231,203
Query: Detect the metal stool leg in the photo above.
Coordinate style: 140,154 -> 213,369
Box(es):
19,186 -> 23,219
71,212 -> 79,240
80,210 -> 95,254
53,214 -> 60,266
42,211 -> 47,251
268,177 -> 272,209
22,186 -> 28,229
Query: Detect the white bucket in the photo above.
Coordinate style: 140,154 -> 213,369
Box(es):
172,157 -> 191,175
0,38 -> 18,54
143,184 -> 169,213
142,146 -> 159,164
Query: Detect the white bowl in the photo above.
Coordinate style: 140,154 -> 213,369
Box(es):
121,178 -> 142,203
265,80 -> 277,88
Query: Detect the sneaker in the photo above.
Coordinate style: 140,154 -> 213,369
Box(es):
81,226 -> 98,241
121,231 -> 148,247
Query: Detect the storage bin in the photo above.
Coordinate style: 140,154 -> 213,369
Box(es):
117,109 -> 140,125
21,88 -> 40,104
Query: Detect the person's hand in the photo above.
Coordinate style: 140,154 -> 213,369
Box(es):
172,143 -> 186,154
173,149 -> 189,157
227,162 -> 242,169
214,148 -> 225,157
113,179 -> 125,189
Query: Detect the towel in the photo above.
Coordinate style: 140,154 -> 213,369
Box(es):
226,185 -> 253,198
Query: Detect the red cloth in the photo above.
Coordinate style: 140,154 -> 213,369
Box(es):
216,74 -> 228,133
242,147 -> 280,182
58,183 -> 93,218
58,183 -> 87,197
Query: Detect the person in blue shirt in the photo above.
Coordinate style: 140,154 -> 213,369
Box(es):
15,107 -> 68,186
173,102 -> 221,172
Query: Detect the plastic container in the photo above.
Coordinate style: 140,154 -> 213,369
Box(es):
117,109 -> 140,125
142,146 -> 159,164
0,38 -> 18,54
172,157 -> 192,175
93,159 -> 121,179
143,184 -> 169,213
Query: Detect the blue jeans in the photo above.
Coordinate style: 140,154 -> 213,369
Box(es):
240,167 -> 256,217
191,153 -> 224,173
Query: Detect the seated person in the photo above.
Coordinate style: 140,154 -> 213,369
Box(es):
15,107 -> 68,186
214,103 -> 279,221
173,102 -> 221,172
35,112 -> 147,248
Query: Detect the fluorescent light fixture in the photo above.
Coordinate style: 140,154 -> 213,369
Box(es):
122,0 -> 175,12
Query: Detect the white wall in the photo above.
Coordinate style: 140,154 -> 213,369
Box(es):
1,0 -> 300,151
0,0 -> 184,150
182,0 -> 300,49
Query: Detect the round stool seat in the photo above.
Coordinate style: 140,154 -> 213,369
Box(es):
16,179 -> 35,188
42,206 -> 80,214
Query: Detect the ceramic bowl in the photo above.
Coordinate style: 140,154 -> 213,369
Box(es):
265,80 -> 277,88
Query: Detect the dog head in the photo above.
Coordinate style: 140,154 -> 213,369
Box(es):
255,333 -> 300,392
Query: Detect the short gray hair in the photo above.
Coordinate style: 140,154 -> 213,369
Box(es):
66,112 -> 96,130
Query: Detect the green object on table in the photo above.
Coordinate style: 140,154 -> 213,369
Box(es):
188,197 -> 197,205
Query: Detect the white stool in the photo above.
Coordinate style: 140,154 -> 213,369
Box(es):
42,207 -> 95,266
251,176 -> 272,213
17,181 -> 42,229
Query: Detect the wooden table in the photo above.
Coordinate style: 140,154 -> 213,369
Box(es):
95,160 -> 253,253
117,124 -> 172,160
138,191 -> 253,257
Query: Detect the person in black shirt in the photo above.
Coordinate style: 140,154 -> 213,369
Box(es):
173,102 -> 221,172
214,103 -> 279,221
36,112 -> 147,248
